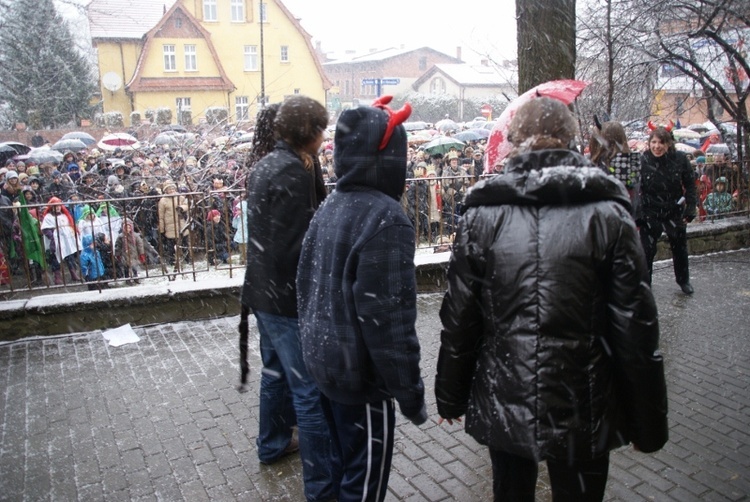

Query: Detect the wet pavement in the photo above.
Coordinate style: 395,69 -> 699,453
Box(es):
1,249 -> 749,501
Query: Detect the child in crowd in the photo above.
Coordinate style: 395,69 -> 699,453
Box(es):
79,233 -> 108,289
206,209 -> 229,266
115,219 -> 146,285
96,232 -> 116,280
704,176 -> 734,218
231,195 -> 248,265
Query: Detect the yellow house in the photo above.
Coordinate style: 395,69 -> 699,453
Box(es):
88,0 -> 331,126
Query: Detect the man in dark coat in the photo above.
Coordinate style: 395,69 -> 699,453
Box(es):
239,95 -> 334,502
435,98 -> 668,501
297,96 -> 427,502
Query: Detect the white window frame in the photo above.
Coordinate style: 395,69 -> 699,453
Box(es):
203,0 -> 217,21
235,96 -> 249,121
244,45 -> 258,71
184,44 -> 197,71
280,45 -> 289,63
163,45 -> 176,71
231,0 -> 245,22
260,2 -> 267,23
176,97 -> 192,112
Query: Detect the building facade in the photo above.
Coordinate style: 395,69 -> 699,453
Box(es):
88,0 -> 331,126
322,47 -> 462,112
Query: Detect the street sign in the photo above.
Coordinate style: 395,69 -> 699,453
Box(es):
362,78 -> 378,85
381,78 -> 400,85
481,103 -> 493,118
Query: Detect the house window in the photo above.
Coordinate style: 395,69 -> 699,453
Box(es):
430,77 -> 446,95
244,45 -> 258,71
203,0 -> 217,21
260,2 -> 267,22
236,96 -> 249,121
184,45 -> 197,71
163,45 -> 176,71
280,45 -> 289,62
176,97 -> 191,113
231,0 -> 245,21
294,88 -> 300,95
175,18 -> 182,28
419,57 -> 427,71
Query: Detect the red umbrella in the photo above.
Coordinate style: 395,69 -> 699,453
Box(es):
485,79 -> 589,171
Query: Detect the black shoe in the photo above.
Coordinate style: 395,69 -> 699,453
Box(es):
680,282 -> 694,295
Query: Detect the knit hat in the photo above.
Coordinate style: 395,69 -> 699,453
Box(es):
107,175 -> 119,186
18,172 -> 29,183
696,156 -> 706,164
51,170 -> 61,178
67,163 -> 79,172
6,170 -> 18,180
207,209 -> 221,221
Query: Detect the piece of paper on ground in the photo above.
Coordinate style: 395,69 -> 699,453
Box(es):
102,324 -> 140,347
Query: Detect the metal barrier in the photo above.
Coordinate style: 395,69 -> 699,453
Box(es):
1,164 -> 748,296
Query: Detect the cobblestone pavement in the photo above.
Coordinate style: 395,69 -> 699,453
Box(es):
1,249 -> 749,501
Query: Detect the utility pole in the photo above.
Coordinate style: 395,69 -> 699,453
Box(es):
259,1 -> 265,109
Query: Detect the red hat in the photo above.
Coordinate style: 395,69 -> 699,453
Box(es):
207,209 -> 221,221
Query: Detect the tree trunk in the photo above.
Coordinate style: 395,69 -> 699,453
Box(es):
516,0 -> 577,94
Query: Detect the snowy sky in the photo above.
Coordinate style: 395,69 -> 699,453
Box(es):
282,0 -> 518,63
57,0 -> 518,64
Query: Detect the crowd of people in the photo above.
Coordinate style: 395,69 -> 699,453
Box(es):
0,96 -> 744,499
0,140 -> 253,287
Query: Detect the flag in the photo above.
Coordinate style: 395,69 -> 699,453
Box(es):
14,197 -> 46,269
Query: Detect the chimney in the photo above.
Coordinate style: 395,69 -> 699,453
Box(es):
316,41 -> 322,52
480,59 -> 489,67
456,47 -> 462,61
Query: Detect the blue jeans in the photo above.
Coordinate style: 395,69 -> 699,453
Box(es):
254,311 -> 336,502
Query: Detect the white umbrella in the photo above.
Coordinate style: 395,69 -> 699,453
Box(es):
672,128 -> 701,140
97,132 -> 141,151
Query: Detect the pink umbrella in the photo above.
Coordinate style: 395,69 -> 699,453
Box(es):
485,79 -> 589,171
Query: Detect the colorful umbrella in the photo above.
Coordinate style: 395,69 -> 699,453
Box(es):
97,132 -> 141,151
485,79 -> 589,169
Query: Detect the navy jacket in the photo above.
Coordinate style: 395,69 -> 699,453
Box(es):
297,106 -> 426,423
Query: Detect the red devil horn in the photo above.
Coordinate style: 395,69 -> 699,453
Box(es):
373,95 -> 413,150
647,120 -> 657,131
665,120 -> 674,132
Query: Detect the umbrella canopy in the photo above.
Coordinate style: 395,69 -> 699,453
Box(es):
422,136 -> 465,156
28,147 -> 64,165
469,128 -> 491,138
51,138 -> 88,153
60,131 -> 96,146
672,128 -> 701,140
0,141 -> 31,156
453,130 -> 485,143
97,132 -> 141,151
435,119 -> 460,133
486,79 -> 589,169
152,133 -> 181,147
674,142 -> 696,153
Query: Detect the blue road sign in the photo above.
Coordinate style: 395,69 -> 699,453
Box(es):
361,78 -> 378,85
381,78 -> 401,85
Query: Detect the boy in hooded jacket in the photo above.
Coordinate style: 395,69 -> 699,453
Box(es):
297,96 -> 427,502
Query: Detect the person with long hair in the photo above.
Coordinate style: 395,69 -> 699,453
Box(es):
637,125 -> 697,294
239,96 -> 335,502
589,120 -> 641,214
